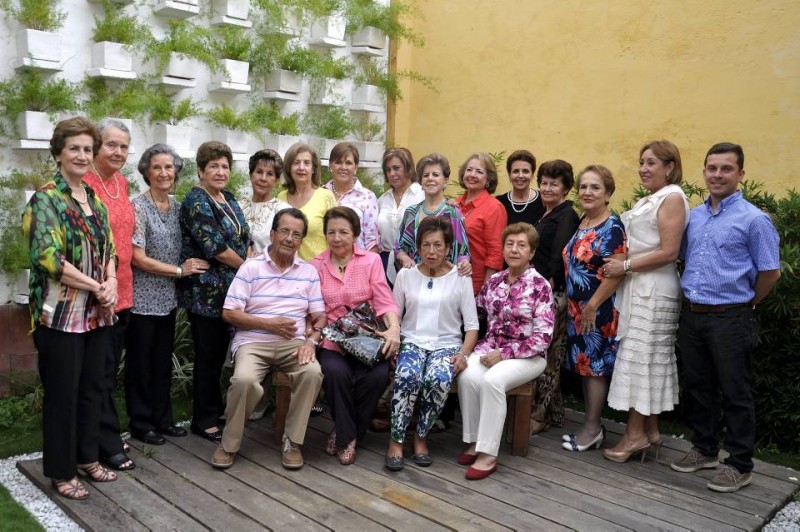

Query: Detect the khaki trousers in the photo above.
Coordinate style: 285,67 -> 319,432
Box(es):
221,340 -> 322,452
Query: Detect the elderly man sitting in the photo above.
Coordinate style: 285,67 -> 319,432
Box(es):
211,208 -> 326,470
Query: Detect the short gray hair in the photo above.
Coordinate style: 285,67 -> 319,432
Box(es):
96,118 -> 131,138
138,143 -> 184,185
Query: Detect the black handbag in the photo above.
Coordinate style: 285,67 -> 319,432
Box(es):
321,303 -> 388,367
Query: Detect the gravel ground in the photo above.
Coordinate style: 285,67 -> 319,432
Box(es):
0,450 -> 796,531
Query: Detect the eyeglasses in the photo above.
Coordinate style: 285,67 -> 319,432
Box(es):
275,228 -> 303,241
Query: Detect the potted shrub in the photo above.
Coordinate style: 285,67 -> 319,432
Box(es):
205,104 -> 254,152
147,88 -> 201,151
303,105 -> 352,156
308,52 -> 354,105
352,56 -> 385,108
90,0 -> 155,76
145,20 -> 220,79
212,0 -> 250,22
82,77 -> 150,138
210,25 -> 252,85
248,101 -> 301,154
350,115 -> 383,162
307,0 -> 345,45
1,0 -> 67,67
344,0 -> 422,48
0,71 -> 80,140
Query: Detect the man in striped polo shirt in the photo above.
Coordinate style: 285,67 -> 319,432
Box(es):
670,143 -> 781,493
211,208 -> 327,470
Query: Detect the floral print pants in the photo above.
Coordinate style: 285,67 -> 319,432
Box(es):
390,343 -> 458,442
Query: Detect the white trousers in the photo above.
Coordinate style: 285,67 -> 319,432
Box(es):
458,355 -> 546,456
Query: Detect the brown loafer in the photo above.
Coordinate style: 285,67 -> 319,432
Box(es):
281,437 -> 304,470
211,444 -> 235,469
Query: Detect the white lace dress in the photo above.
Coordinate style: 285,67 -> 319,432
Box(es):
607,184 -> 689,415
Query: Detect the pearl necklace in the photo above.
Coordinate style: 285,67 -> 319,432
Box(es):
507,189 -> 534,213
72,184 -> 88,205
91,163 -> 120,200
331,179 -> 354,201
199,186 -> 241,236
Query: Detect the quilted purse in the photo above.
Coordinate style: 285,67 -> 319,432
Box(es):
321,303 -> 388,367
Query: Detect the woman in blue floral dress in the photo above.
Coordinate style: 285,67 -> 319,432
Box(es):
562,165 -> 627,453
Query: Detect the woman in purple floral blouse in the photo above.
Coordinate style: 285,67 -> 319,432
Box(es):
457,223 -> 554,480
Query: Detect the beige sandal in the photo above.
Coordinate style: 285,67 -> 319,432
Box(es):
52,478 -> 89,500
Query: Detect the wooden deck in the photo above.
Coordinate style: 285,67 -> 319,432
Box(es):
18,410 -> 799,531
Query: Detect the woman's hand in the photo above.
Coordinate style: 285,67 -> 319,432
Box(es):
450,351 -> 469,376
377,326 -> 401,358
579,304 -> 597,334
602,257 -> 624,278
479,350 -> 502,368
397,252 -> 415,269
96,277 -> 117,308
456,259 -> 472,277
182,258 -> 210,276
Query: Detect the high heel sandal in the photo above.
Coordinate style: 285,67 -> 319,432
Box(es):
325,429 -> 338,456
562,425 -> 606,452
77,462 -> 118,482
337,439 -> 357,465
648,433 -> 663,460
602,439 -> 651,463
52,478 -> 89,500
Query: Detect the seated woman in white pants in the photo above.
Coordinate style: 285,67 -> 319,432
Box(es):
457,222 -> 555,480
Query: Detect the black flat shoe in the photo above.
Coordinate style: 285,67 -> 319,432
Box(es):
191,425 -> 222,443
412,453 -> 432,467
102,453 -> 135,471
385,454 -> 404,472
158,426 -> 188,438
132,429 -> 166,445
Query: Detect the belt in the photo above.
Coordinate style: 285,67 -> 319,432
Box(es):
686,302 -> 753,313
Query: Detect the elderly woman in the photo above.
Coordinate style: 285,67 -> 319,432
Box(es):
238,149 -> 290,253
376,147 -> 424,285
385,216 -> 479,471
277,142 -> 336,260
312,207 -> 401,465
457,223 -> 554,480
324,142 -> 380,253
602,141 -> 689,463
395,153 -> 471,276
81,118 -> 135,471
497,149 -> 544,225
23,117 -> 119,500
528,160 -> 580,434
125,144 -> 208,446
180,141 -> 250,442
562,166 -> 627,453
455,153 -> 508,294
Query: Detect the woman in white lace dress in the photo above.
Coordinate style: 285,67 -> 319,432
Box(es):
602,140 -> 690,463
238,149 -> 290,253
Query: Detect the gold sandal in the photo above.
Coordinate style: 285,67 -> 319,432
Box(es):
78,462 -> 118,482
52,478 -> 89,500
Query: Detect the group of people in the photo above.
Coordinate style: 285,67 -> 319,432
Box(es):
23,114 -> 780,501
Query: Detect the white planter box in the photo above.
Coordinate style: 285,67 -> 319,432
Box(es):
17,29 -> 61,63
310,14 -> 346,42
211,58 -> 249,84
352,85 -> 383,107
351,26 -> 387,49
218,129 -> 250,152
308,137 -> 339,158
17,111 -> 54,140
259,133 -> 300,155
12,269 -> 30,305
92,41 -> 133,72
166,53 -> 199,79
213,0 -> 249,20
153,123 -> 193,152
309,79 -> 347,106
264,69 -> 302,94
352,141 -> 384,162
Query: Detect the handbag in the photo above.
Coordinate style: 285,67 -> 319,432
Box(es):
321,303 -> 388,367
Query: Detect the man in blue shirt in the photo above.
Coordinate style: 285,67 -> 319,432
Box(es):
670,142 -> 781,493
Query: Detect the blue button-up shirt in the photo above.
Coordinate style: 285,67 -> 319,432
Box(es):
681,191 -> 780,305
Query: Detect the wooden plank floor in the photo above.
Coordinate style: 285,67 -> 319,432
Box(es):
17,410 -> 799,531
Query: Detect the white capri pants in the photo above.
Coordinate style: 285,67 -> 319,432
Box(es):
458,354 -> 546,457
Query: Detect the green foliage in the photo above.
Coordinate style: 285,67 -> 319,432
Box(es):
354,56 -> 436,103
344,0 -> 423,46
82,78 -> 151,121
146,20 -> 220,74
0,0 -> 65,31
91,1 -> 155,50
351,114 -> 382,142
147,88 -> 202,125
212,25 -> 253,61
205,103 -> 255,132
0,71 -> 80,131
303,105 -> 353,139
173,159 -> 247,199
249,101 -> 302,137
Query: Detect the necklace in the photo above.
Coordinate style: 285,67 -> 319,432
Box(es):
148,190 -> 170,212
421,200 -> 446,216
92,163 -> 120,200
581,210 -> 608,229
200,186 -> 241,236
72,184 -> 88,205
507,190 -> 534,213
332,254 -> 351,275
331,179 -> 354,200
427,266 -> 437,289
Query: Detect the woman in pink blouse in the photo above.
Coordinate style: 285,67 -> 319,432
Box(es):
457,223 -> 554,480
312,207 -> 401,465
82,118 -> 135,472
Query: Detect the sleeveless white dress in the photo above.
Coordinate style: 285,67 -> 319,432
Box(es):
607,184 -> 689,415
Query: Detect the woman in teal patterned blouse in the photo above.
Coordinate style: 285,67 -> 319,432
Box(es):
23,117 -> 120,500
179,141 -> 250,442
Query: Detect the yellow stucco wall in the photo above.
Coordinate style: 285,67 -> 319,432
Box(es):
393,0 -> 800,204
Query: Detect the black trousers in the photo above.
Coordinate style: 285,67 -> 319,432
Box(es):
35,325 -> 109,479
678,306 -> 759,473
318,348 -> 389,447
188,312 -> 230,431
98,309 -> 129,458
124,310 -> 177,433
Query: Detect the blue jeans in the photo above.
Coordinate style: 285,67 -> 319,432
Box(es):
678,306 -> 759,473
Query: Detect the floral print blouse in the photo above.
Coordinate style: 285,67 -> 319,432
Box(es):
474,267 -> 554,360
324,179 -> 380,251
23,173 -> 117,332
179,186 -> 249,318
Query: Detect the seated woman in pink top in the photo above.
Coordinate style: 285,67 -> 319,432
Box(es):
312,207 -> 401,465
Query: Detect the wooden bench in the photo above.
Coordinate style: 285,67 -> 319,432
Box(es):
273,371 -> 536,456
